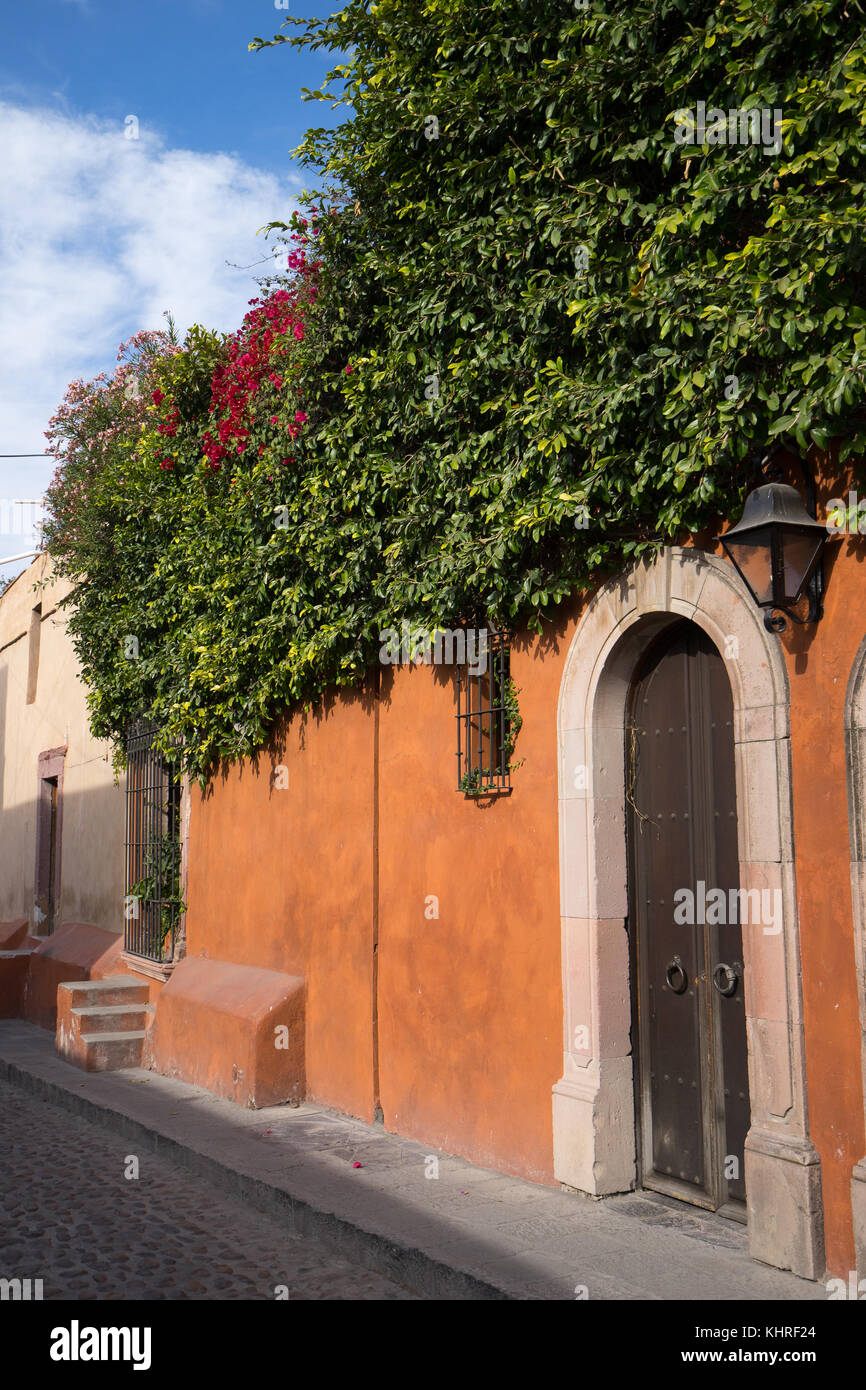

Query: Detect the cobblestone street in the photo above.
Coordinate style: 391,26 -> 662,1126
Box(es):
0,1078 -> 415,1300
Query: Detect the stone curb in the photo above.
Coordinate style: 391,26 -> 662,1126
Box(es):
0,1056 -> 509,1301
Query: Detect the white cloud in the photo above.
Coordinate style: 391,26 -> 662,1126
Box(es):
0,99 -> 299,579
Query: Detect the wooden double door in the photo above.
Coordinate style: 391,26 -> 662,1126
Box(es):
627,621 -> 750,1218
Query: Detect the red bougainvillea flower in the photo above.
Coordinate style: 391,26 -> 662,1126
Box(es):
280,457 -> 294,466
294,411 -> 308,424
152,389 -> 165,406
194,239 -> 319,482
345,365 -> 353,374
159,458 -> 174,471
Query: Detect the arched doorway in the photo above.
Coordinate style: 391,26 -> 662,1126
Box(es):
553,546 -> 825,1278
627,620 -> 749,1219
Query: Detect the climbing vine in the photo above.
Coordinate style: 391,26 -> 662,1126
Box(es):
43,0 -> 866,783
503,678 -> 524,770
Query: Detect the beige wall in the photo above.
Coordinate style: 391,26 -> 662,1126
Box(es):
0,555 -> 124,935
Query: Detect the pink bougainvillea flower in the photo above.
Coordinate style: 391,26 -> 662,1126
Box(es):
270,416 -> 279,425
353,1162 -> 363,1169
293,323 -> 304,341
294,411 -> 307,424
345,365 -> 353,374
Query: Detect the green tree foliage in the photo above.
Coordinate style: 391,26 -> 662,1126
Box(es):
256,0 -> 866,604
46,0 -> 866,782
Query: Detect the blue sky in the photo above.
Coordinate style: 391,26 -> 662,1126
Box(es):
0,0 -> 346,582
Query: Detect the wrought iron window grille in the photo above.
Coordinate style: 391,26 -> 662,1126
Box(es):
124,718 -> 183,964
455,629 -> 515,795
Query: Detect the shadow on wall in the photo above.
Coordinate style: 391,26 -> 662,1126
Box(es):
0,777 -> 125,933
0,765 -> 128,1025
0,770 -> 308,1110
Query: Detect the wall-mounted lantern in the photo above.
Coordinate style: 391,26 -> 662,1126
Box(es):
720,482 -> 828,633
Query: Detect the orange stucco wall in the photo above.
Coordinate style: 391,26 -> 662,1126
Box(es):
184,620 -> 577,1177
375,623 -> 572,1183
183,482 -> 866,1275
781,493 -> 865,1277
185,689 -> 377,1121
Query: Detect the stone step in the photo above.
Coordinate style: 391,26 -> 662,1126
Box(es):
56,977 -> 152,1069
78,1030 -> 147,1072
71,1003 -> 148,1034
60,976 -> 150,1009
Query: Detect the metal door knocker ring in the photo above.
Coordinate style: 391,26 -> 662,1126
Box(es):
665,956 -> 688,994
712,962 -> 739,997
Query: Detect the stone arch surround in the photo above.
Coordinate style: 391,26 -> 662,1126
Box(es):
553,545 -> 824,1279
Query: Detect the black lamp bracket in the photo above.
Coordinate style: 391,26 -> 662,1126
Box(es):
763,607 -> 808,633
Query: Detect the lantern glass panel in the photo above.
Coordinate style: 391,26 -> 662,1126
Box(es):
780,527 -> 825,605
722,526 -> 775,606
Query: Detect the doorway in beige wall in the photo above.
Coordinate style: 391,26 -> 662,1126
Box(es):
35,747 -> 66,935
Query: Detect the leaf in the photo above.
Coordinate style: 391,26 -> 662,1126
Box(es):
45,0 -> 866,784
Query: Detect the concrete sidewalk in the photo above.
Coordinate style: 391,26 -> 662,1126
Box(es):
0,1019 -> 826,1302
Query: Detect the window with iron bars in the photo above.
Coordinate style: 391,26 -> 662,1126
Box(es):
455,630 -> 517,795
124,719 -> 183,964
